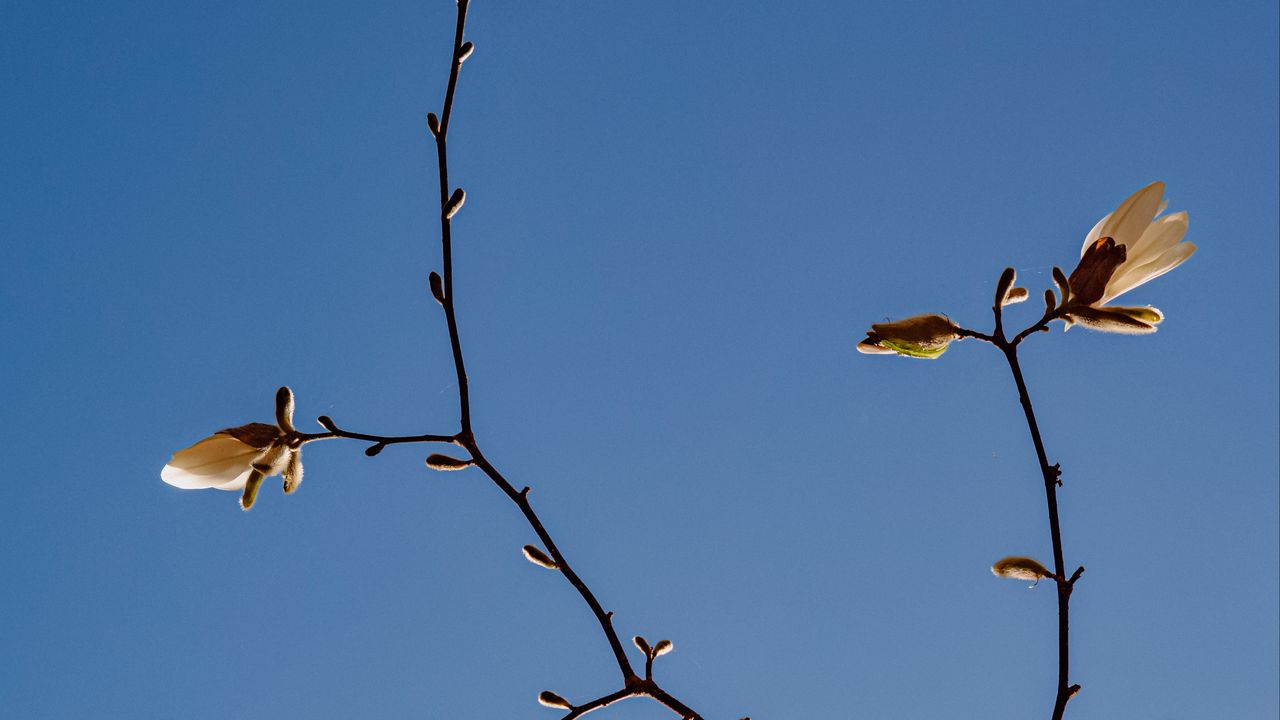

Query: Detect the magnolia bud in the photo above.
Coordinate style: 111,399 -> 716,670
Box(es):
275,386 -> 296,434
537,691 -> 572,710
522,544 -> 559,570
429,271 -> 446,305
1002,287 -> 1029,306
457,41 -> 474,63
364,443 -> 386,457
653,639 -> 673,657
282,452 -> 304,494
994,267 -> 1016,308
1052,266 -> 1071,306
857,314 -> 958,359
633,635 -> 652,655
427,112 -> 440,137
426,453 -> 472,471
444,188 -> 466,220
991,556 -> 1054,585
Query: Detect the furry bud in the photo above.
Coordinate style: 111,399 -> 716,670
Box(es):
444,188 -> 466,220
522,545 -> 559,570
537,691 -> 572,710
426,453 -> 472,471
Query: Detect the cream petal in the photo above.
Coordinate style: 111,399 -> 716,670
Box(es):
1081,212 -> 1111,257
1099,182 -> 1165,249
1124,211 -> 1188,267
162,435 -> 260,489
1101,241 -> 1196,304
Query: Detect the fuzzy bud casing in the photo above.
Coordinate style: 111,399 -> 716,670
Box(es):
522,544 -> 559,570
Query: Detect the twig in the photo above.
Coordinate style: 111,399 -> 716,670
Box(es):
419,3 -> 703,716
988,298 -> 1078,719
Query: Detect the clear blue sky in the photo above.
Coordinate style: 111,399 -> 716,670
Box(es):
2,1 -> 1276,718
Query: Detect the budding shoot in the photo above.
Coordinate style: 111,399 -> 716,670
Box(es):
522,544 -> 559,570
426,453 -> 472,471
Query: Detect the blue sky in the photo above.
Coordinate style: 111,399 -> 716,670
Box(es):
2,1 -> 1276,718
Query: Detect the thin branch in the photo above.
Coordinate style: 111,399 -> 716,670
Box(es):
421,3 -> 703,717
301,416 -> 455,448
558,688 -> 635,719
998,343 -> 1076,720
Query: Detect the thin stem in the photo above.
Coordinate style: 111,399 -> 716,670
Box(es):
421,3 -> 701,717
300,418 -> 454,448
434,0 -> 473,434
999,343 -> 1079,719
465,448 -> 638,681
559,688 -> 635,719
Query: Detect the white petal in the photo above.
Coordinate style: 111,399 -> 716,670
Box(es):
1081,211 -> 1112,257
162,435 -> 259,490
1101,241 -> 1197,304
1123,211 -> 1188,268
1099,182 -> 1165,250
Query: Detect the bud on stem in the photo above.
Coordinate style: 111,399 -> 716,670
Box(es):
444,188 -> 466,220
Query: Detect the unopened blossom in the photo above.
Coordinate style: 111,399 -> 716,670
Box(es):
856,313 -> 958,359
161,387 -> 306,510
1061,182 -> 1196,333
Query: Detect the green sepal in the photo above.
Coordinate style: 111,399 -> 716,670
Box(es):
240,469 -> 265,511
877,339 -> 949,359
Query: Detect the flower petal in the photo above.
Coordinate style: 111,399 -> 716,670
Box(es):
1081,212 -> 1111,258
162,434 -> 259,490
1122,211 -> 1188,270
1098,181 -> 1165,249
1101,241 -> 1197,304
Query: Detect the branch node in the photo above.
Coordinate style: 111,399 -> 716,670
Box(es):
1068,565 -> 1085,587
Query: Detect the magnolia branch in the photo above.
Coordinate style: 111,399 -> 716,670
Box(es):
952,274 -> 1085,720
413,2 -> 705,716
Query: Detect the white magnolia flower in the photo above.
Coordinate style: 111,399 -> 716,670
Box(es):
1062,182 -> 1196,333
161,387 -> 305,510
